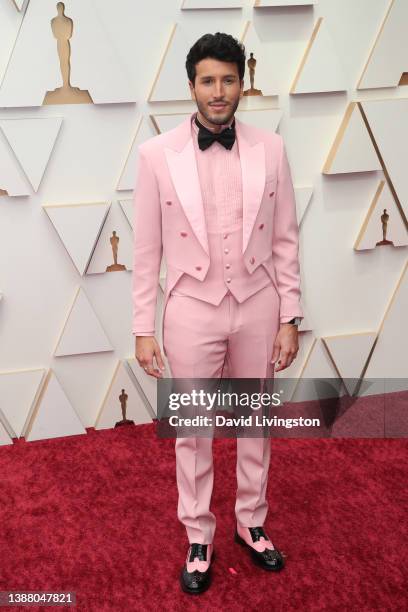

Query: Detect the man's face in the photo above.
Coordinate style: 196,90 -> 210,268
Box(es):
188,58 -> 243,126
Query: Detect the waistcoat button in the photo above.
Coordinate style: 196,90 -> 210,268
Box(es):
224,248 -> 229,254
250,256 -> 255,264
180,232 -> 188,237
166,200 -> 172,206
259,223 -> 264,230
226,278 -> 231,283
269,191 -> 274,197
195,266 -> 202,271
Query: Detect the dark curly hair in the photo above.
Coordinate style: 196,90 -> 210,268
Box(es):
186,32 -> 246,85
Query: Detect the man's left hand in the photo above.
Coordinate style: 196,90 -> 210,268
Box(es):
271,324 -> 299,372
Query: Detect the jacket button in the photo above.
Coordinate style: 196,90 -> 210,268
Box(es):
259,223 -> 264,230
180,232 -> 187,237
166,200 -> 172,205
250,256 -> 255,264
269,191 -> 274,197
195,266 -> 202,271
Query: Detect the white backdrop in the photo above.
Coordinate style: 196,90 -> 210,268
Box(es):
0,0 -> 407,441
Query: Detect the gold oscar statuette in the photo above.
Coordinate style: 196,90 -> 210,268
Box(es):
43,2 -> 93,105
376,208 -> 394,246
243,52 -> 263,96
106,231 -> 127,272
115,388 -> 135,427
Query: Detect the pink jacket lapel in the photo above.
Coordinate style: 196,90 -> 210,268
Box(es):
164,113 -> 266,255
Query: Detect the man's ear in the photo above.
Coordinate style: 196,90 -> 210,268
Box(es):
188,80 -> 196,100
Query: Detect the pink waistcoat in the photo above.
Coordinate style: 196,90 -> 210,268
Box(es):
170,114 -> 272,305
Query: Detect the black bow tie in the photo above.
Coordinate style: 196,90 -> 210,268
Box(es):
195,116 -> 236,151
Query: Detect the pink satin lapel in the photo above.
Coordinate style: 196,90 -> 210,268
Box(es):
164,117 -> 266,257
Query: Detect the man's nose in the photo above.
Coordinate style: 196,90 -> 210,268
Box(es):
212,81 -> 225,98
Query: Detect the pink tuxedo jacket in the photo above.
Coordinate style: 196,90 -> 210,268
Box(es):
132,113 -> 304,338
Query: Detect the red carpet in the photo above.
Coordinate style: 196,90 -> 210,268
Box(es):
0,424 -> 407,611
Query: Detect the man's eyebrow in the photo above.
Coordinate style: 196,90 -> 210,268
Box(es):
199,74 -> 237,79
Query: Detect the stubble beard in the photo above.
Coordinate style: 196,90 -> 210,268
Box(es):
196,95 -> 241,127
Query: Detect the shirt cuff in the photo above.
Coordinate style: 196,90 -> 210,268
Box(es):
132,331 -> 155,336
280,316 -> 302,324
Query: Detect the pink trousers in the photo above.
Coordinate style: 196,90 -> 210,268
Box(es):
163,283 -> 280,544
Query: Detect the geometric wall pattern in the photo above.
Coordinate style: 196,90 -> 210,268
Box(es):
0,367 -> 46,438
290,17 -> 347,94
357,0 -> 406,90
86,203 -> 133,275
1,1 -> 407,442
24,369 -> 87,442
360,98 -> 408,219
53,287 -> 114,357
94,360 -> 153,430
118,199 -> 133,228
0,117 -> 63,192
240,21 -> 278,96
116,117 -> 157,192
354,180 -> 408,250
295,186 -> 313,226
43,202 -> 110,275
322,332 -> 377,395
322,102 -> 381,175
0,0 -> 135,107
11,1 -> 28,11
0,420 -> 12,447
364,261 -> 407,379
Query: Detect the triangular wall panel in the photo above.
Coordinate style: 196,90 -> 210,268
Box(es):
25,369 -> 87,441
290,17 -> 347,94
0,421 -> 13,446
240,21 -> 279,97
54,287 -> 114,357
322,332 -> 377,395
86,204 -> 133,274
0,117 -> 62,191
0,129 -> 30,196
118,199 -> 133,228
94,361 -> 153,430
116,117 -> 157,192
295,186 -> 313,226
364,262 -> 408,379
354,180 -> 408,250
43,202 -> 109,275
322,102 -> 381,174
0,368 -> 45,438
360,98 -> 408,218
357,0 -> 407,90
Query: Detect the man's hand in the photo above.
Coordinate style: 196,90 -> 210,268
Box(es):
135,336 -> 165,378
271,324 -> 299,372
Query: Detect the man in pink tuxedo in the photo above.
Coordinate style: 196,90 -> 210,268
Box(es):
132,33 -> 303,594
